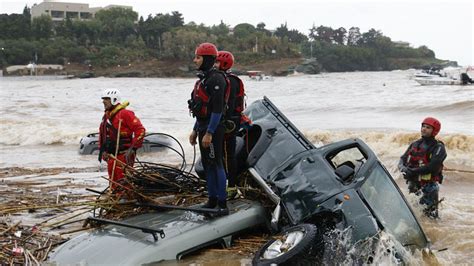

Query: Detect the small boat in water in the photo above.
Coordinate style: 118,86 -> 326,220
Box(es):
247,70 -> 274,81
414,76 -> 462,85
415,73 -> 473,86
414,68 -> 444,78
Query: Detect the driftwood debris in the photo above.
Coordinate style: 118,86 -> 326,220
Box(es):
0,160 -> 273,263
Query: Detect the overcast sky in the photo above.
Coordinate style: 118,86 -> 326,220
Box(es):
1,0 -> 473,66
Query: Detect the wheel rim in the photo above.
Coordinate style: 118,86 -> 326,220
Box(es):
262,231 -> 305,259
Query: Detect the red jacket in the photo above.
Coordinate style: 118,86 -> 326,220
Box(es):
99,101 -> 146,153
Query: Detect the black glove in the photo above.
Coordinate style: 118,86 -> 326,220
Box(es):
125,148 -> 136,165
399,165 -> 408,174
406,167 -> 417,176
400,165 -> 409,179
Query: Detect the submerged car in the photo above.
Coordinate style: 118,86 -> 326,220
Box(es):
50,97 -> 429,264
78,132 -> 173,155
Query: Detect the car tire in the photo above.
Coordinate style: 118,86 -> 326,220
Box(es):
253,223 -> 318,266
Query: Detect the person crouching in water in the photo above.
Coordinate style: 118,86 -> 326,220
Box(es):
398,117 -> 447,218
188,43 -> 229,215
215,51 -> 248,199
99,89 -> 146,195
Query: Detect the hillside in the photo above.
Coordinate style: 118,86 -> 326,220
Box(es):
63,58 -> 305,78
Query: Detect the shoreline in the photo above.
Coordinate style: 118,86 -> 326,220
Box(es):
2,58 -> 306,78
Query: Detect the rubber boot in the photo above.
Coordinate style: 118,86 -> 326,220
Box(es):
202,197 -> 217,209
217,200 -> 229,216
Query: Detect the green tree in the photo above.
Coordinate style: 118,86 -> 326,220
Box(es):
233,23 -> 256,39
417,45 -> 435,58
95,7 -> 138,43
138,13 -> 177,50
315,25 -> 334,43
0,12 -> 31,39
210,21 -> 230,36
55,18 -> 74,39
359,28 -> 383,47
31,15 -> 53,40
333,27 -> 347,45
161,27 -> 215,59
287,29 -> 307,43
275,23 -> 289,39
170,11 -> 184,27
347,27 -> 361,46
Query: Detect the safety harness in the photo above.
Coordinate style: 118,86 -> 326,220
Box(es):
407,139 -> 445,183
98,102 -> 133,161
189,70 -> 230,119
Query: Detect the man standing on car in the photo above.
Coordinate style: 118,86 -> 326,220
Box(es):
99,89 -> 146,194
398,117 -> 447,218
215,50 -> 249,199
188,43 -> 229,215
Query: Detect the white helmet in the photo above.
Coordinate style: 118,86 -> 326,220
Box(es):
102,89 -> 121,105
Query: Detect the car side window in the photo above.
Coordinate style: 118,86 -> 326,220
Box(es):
328,146 -> 366,172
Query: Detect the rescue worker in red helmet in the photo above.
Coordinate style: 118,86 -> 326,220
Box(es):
215,50 -> 248,199
188,43 -> 230,215
98,89 -> 146,194
398,117 -> 447,219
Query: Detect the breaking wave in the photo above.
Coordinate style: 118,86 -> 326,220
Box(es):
435,100 -> 474,112
305,130 -> 474,170
0,118 -> 93,146
386,100 -> 474,114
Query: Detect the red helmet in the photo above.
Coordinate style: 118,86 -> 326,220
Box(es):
217,51 -> 234,70
422,117 -> 441,136
195,43 -> 218,56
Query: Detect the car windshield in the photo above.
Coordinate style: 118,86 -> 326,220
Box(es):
359,163 -> 428,248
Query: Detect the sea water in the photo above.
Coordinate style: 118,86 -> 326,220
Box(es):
0,70 -> 473,264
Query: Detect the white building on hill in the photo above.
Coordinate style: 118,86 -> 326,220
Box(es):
31,0 -> 133,21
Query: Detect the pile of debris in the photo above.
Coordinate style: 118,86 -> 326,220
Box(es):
0,221 -> 66,264
0,159 -> 273,263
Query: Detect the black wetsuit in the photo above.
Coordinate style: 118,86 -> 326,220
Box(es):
398,136 -> 447,217
224,74 -> 243,188
192,65 -> 228,204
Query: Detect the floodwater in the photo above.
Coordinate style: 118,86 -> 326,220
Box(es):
0,70 -> 473,264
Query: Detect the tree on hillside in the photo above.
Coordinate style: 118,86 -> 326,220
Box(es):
359,28 -> 383,47
256,22 -> 272,36
0,11 -> 31,39
74,20 -> 101,46
22,6 -> 31,37
170,11 -> 184,27
275,23 -> 289,39
233,23 -> 256,39
374,35 -> 392,54
31,15 -> 53,40
210,20 -> 230,36
417,45 -> 435,58
95,7 -> 138,43
315,25 -> 334,43
347,27 -> 361,46
161,27 -> 216,59
138,12 -> 185,50
55,18 -> 74,39
333,27 -> 347,45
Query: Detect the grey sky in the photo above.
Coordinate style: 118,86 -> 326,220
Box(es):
1,0 -> 473,66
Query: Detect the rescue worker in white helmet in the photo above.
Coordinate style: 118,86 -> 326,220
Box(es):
99,89 -> 146,195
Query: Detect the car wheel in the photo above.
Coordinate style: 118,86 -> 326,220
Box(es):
253,223 -> 318,266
